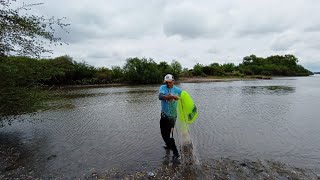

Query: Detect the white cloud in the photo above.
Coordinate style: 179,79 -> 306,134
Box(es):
22,0 -> 320,71
270,31 -> 300,51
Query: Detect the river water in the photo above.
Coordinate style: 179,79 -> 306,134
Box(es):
1,75 -> 320,178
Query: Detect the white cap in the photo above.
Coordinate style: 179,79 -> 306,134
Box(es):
164,74 -> 174,82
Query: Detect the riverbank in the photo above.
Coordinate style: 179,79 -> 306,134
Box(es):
47,76 -> 272,89
100,158 -> 320,179
1,141 -> 319,179
178,76 -> 271,83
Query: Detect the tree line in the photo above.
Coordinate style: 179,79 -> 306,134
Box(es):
192,54 -> 313,77
0,54 -> 313,87
0,55 -> 183,86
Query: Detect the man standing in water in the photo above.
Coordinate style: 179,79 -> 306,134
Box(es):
159,74 -> 182,162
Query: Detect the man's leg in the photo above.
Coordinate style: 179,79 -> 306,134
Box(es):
160,117 -> 171,148
160,117 -> 179,157
168,125 -> 179,157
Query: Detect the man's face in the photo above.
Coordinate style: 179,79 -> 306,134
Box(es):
166,81 -> 174,88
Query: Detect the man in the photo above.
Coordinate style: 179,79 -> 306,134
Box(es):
158,74 -> 182,161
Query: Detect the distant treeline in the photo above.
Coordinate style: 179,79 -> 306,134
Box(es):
0,56 -> 183,86
0,54 -> 313,86
192,54 -> 313,77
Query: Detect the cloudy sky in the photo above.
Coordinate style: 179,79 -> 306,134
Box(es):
24,0 -> 320,71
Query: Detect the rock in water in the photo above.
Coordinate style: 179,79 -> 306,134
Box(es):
147,172 -> 155,178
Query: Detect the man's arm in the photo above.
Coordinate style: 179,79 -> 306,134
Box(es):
159,93 -> 166,100
159,93 -> 179,100
159,85 -> 179,101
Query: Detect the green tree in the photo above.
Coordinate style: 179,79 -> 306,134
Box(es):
1,1 -> 69,121
0,1 -> 69,57
111,66 -> 124,83
202,65 -> 213,75
193,63 -> 204,76
170,60 -> 182,80
242,55 -> 257,65
0,56 -> 49,119
95,67 -> 112,83
48,55 -> 75,84
158,61 -> 172,76
143,60 -> 162,84
123,57 -> 162,84
239,54 -> 312,76
181,68 -> 192,77
73,61 -> 96,84
209,63 -> 224,76
221,63 -> 235,73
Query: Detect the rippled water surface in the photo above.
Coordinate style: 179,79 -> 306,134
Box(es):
1,75 -> 320,178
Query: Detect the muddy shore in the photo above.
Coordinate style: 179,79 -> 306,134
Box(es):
2,133 -> 319,179
99,158 -> 320,180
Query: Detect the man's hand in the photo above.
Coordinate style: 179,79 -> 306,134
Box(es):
166,95 -> 179,101
172,95 -> 179,100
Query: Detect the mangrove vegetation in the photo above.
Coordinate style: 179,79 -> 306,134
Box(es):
1,54 -> 313,86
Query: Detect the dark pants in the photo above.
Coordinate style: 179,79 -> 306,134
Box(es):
160,114 -> 179,156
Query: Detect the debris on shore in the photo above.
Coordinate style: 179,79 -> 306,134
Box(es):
101,158 -> 320,180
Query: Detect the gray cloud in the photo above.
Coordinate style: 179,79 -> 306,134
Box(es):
54,25 -> 100,43
87,51 -> 113,59
305,24 -> 320,32
163,9 -> 209,38
39,0 -> 167,43
301,62 -> 320,72
270,31 -> 300,51
232,10 -> 291,37
206,48 -> 219,54
23,0 -> 320,71
236,23 -> 288,37
162,2 -> 231,39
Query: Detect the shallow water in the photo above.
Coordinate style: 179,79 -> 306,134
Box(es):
1,75 -> 320,178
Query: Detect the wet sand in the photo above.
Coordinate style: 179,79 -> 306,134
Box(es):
4,130 -> 318,179
100,132 -> 320,180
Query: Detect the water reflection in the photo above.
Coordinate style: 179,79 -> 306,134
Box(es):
55,92 -> 109,99
241,86 -> 295,95
0,131 -> 49,178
